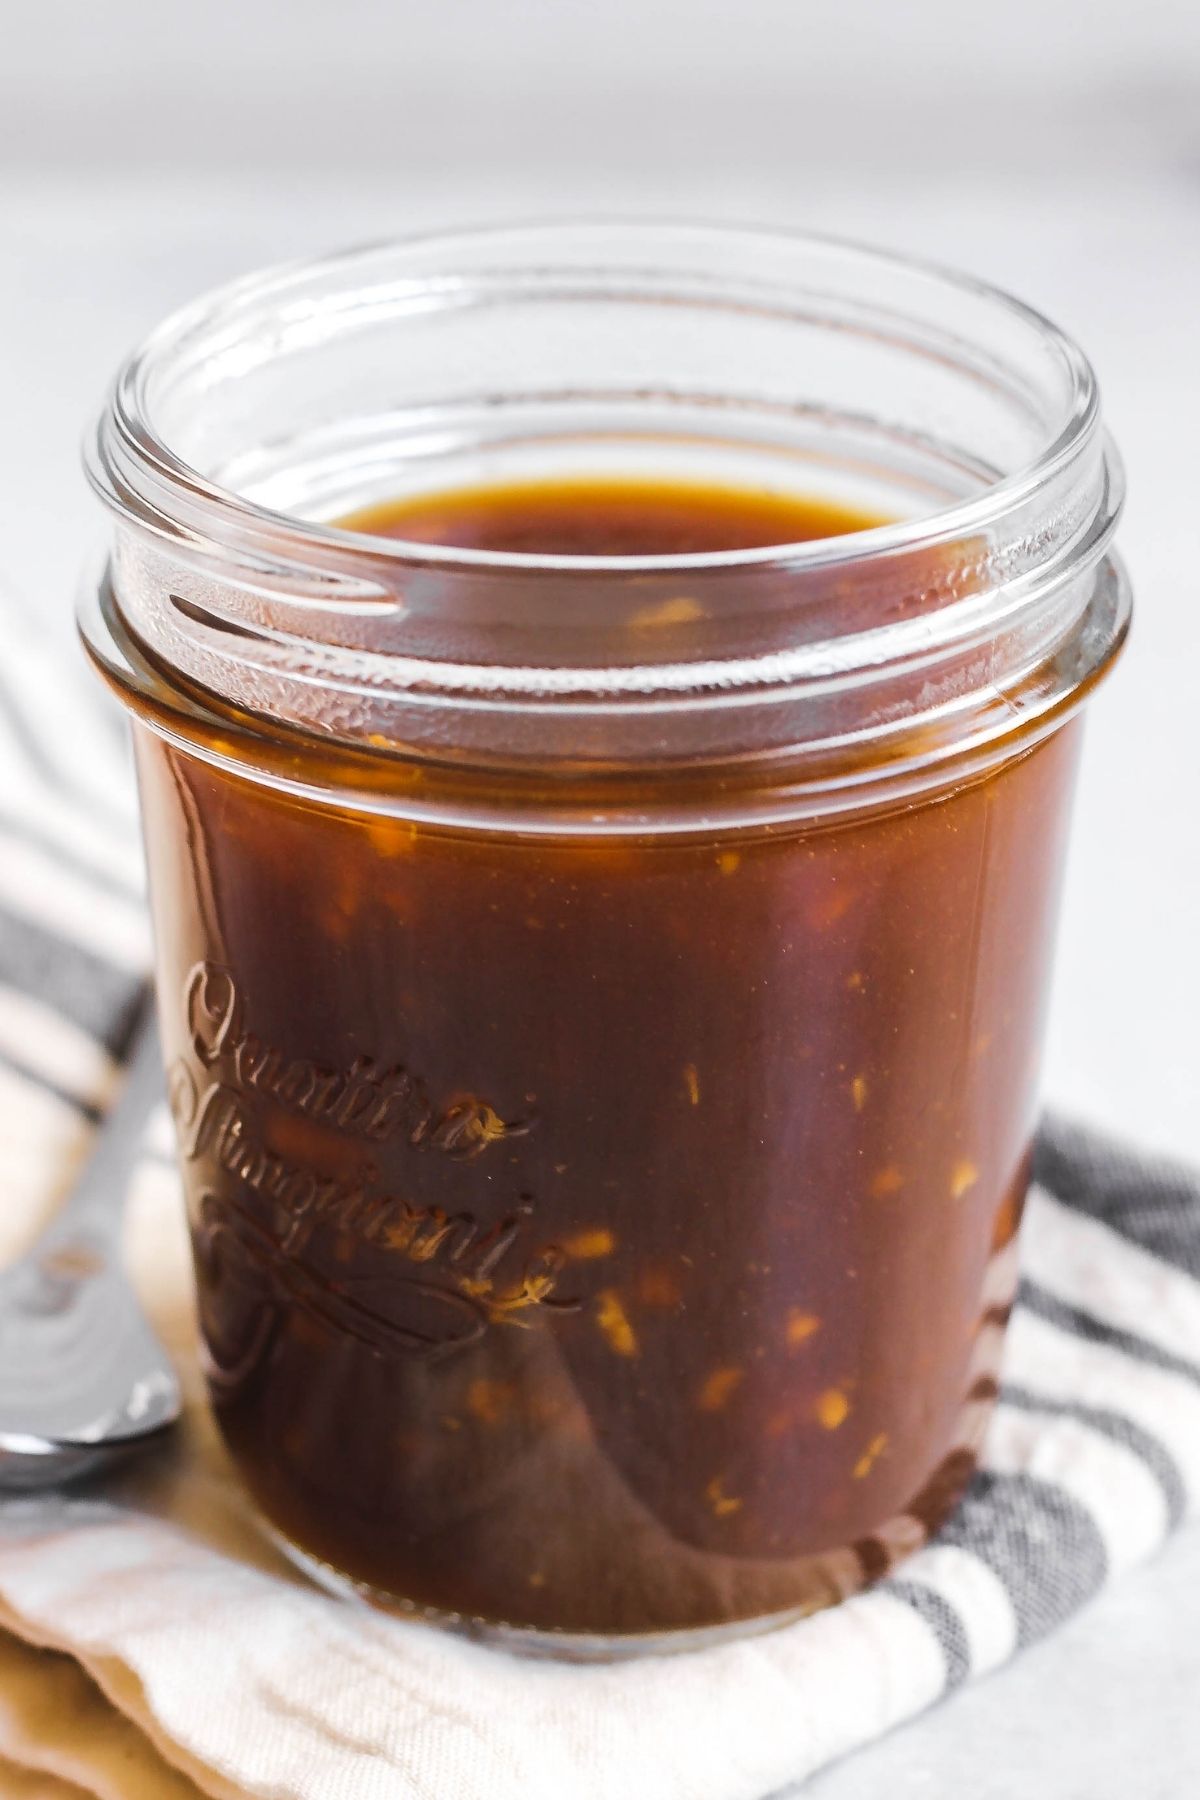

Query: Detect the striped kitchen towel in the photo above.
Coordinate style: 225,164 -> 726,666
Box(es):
0,584 -> 1198,1800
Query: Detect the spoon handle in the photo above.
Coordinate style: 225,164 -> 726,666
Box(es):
42,991 -> 165,1248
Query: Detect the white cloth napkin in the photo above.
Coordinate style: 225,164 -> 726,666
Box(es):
2,594 -> 1199,1799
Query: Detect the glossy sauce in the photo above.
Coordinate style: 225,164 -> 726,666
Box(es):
135,478 -> 1080,1639
342,476 -> 883,554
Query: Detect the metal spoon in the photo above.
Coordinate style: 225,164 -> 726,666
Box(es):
0,999 -> 181,1489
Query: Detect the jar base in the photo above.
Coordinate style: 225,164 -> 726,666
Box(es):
264,1522 -> 830,1662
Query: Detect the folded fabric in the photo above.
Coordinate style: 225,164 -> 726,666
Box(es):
1,587 -> 1198,1799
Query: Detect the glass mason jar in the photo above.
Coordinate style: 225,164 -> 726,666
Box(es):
80,224 -> 1129,1656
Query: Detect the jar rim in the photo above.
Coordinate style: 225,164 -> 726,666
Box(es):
82,220 -> 1129,822
90,218 -> 1099,578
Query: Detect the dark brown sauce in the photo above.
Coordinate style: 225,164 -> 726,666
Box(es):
134,477 -> 1078,1639
341,476 -> 884,556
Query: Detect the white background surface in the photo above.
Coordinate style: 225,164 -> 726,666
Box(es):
2,0 -> 1199,1791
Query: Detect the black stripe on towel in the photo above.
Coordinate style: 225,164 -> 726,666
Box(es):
0,912 -> 145,1059
1036,1114 -> 1200,1283
935,1470 -> 1107,1647
886,1580 -> 971,1689
1002,1382 -> 1187,1529
1019,1276 -> 1200,1391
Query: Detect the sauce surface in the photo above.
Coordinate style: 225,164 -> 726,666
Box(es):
138,476 -> 1078,1641
341,476 -> 884,556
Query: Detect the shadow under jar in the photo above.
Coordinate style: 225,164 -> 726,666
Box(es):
81,224 -> 1130,1656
